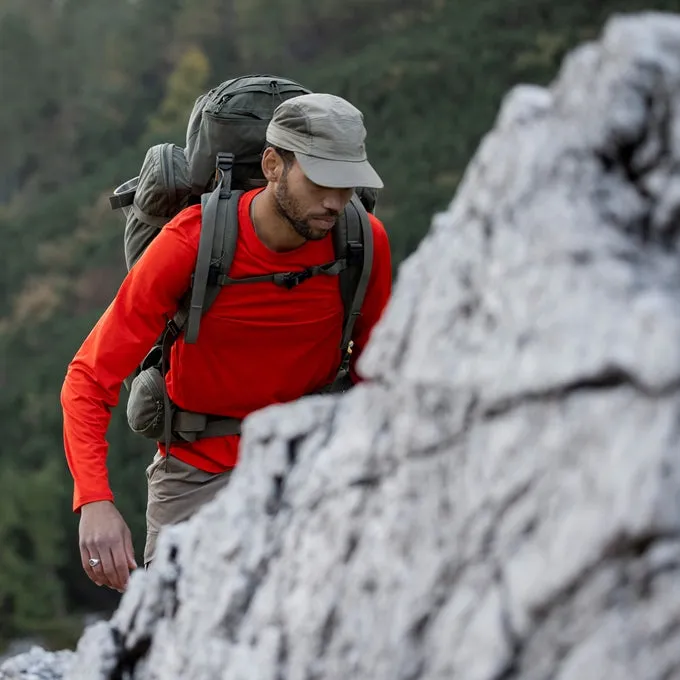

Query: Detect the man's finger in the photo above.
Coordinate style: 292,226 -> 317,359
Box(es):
98,545 -> 120,591
80,543 -> 103,586
90,559 -> 107,588
111,540 -> 131,592
124,529 -> 138,571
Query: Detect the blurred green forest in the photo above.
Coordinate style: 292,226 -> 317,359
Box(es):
1,0 -> 678,654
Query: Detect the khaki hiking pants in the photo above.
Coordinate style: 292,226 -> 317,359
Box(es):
144,451 -> 233,566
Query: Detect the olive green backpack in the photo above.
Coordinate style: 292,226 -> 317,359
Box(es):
109,74 -> 377,450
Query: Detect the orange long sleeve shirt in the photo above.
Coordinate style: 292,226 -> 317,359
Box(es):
60,188 -> 392,511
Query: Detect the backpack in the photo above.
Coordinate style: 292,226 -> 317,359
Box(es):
108,74 -> 378,451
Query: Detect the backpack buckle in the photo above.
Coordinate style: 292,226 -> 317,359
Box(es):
346,240 -> 364,266
166,319 -> 180,338
215,153 -> 234,198
215,152 -> 234,172
275,270 -> 312,289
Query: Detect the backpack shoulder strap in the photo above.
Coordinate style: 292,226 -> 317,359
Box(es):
171,193 -> 242,335
330,194 -> 374,389
158,153 -> 241,453
183,152 -> 240,344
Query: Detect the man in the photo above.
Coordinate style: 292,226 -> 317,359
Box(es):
60,93 -> 392,593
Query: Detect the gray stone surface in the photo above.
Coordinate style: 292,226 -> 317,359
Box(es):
5,9 -> 680,680
0,648 -> 74,680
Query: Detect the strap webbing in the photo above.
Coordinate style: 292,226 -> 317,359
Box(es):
218,188 -> 241,279
326,195 -> 374,392
184,162 -> 232,344
131,203 -> 170,229
218,258 -> 347,288
203,189 -> 242,312
161,320 -> 180,460
172,410 -> 242,442
184,183 -> 221,343
109,190 -> 135,210
339,195 -> 373,352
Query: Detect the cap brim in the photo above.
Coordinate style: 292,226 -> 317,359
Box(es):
295,152 -> 384,190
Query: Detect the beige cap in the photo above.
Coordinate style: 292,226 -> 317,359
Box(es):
266,93 -> 383,189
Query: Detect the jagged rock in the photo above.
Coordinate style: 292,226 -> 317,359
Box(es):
5,9 -> 680,680
0,648 -> 74,680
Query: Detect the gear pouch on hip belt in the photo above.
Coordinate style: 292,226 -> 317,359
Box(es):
126,366 -> 167,440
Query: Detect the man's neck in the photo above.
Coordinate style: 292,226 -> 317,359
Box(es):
250,189 -> 305,253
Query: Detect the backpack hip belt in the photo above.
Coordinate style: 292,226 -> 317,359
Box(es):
171,408 -> 243,442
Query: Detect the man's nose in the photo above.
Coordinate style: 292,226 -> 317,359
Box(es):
322,189 -> 351,213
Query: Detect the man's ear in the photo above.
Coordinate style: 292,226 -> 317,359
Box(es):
262,147 -> 283,182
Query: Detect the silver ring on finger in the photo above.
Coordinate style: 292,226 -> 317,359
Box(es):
88,557 -> 101,568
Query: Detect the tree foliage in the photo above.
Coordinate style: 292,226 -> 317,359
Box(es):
147,46 -> 210,139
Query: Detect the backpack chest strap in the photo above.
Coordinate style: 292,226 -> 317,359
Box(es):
213,258 -> 348,289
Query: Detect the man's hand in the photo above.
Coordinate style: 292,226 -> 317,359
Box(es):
79,500 -> 138,592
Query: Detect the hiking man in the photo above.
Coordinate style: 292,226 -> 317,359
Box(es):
60,91 -> 392,593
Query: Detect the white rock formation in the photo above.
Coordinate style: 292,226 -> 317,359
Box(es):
5,10 -> 680,680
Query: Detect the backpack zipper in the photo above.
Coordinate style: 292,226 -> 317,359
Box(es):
208,78 -> 308,112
